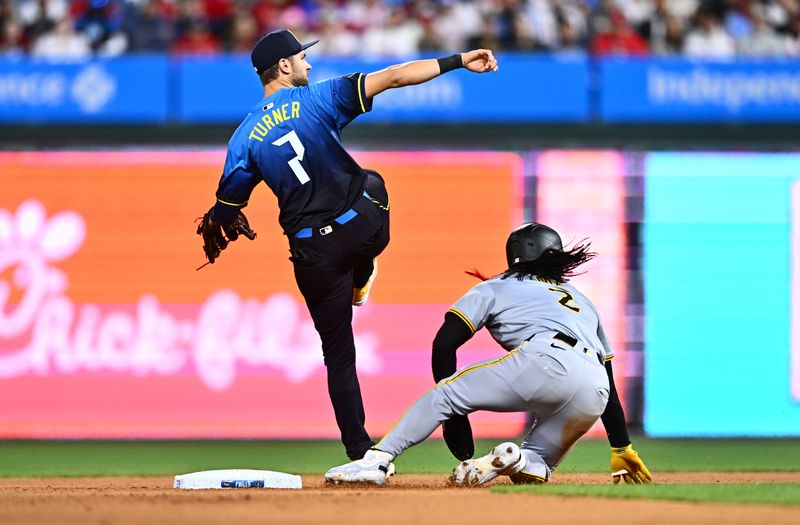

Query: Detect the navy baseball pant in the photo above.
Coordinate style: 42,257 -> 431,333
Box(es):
289,172 -> 389,460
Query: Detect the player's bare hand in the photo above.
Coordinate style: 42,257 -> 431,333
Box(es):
461,49 -> 498,73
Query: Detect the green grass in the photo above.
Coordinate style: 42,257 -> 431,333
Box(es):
1,438 -> 800,477
552,438 -> 800,473
493,483 -> 800,507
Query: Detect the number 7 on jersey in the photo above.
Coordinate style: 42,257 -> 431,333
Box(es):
272,130 -> 310,184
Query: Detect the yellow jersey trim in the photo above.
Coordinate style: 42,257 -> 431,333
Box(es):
605,355 -> 614,362
378,348 -> 518,446
216,198 -> 248,207
357,73 -> 366,113
447,308 -> 475,334
443,349 -> 517,386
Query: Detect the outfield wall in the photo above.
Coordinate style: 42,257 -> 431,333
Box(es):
1,150 -> 798,438
644,153 -> 800,437
0,149 -> 631,439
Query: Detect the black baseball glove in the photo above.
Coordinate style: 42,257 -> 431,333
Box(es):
443,414 -> 474,461
196,208 -> 256,267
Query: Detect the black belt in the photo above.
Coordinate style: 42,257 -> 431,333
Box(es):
552,331 -> 603,366
523,331 -> 578,346
553,331 -> 578,347
293,190 -> 386,239
294,193 -> 367,238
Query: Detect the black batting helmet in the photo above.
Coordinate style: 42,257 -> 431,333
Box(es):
505,223 -> 563,267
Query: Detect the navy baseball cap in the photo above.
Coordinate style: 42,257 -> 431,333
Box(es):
251,29 -> 319,74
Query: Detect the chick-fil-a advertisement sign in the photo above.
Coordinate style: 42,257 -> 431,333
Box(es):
0,150 -> 544,438
0,199 -> 375,390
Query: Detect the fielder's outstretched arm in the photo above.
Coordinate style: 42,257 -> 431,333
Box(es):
364,49 -> 499,99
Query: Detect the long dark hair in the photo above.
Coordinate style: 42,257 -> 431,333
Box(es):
466,240 -> 596,283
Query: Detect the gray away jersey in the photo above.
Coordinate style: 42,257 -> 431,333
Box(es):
448,276 -> 614,362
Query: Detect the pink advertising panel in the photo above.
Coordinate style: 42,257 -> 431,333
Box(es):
535,151 -> 628,436
0,151 -> 523,438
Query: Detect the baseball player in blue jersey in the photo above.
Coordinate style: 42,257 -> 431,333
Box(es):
195,29 -> 499,461
325,223 -> 652,485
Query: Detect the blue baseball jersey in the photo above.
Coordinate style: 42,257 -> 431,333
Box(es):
212,73 -> 373,235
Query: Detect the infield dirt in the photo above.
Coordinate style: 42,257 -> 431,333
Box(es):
2,473 -> 799,525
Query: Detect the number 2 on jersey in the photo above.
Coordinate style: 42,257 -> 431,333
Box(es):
272,130 -> 310,184
547,287 -> 581,313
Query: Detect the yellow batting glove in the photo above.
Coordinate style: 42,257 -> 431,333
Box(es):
610,444 -> 653,485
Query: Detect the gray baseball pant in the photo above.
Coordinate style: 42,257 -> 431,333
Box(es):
375,333 -> 610,480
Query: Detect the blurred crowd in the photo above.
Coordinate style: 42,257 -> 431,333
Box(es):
1,0 -> 799,59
